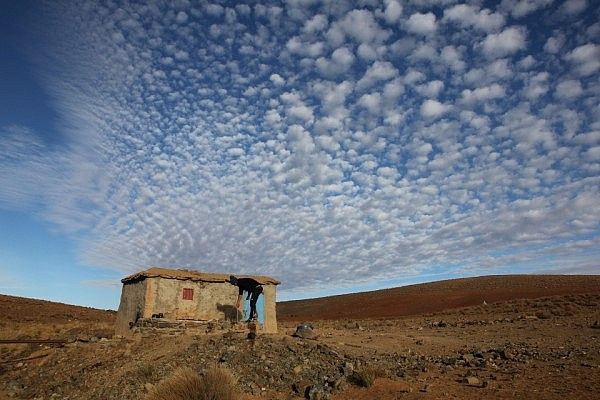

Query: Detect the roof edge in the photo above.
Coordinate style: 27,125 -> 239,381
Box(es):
121,267 -> 280,285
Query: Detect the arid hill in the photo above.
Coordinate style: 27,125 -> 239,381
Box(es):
0,294 -> 115,325
277,274 -> 600,321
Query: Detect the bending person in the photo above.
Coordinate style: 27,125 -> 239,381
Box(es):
229,275 -> 263,322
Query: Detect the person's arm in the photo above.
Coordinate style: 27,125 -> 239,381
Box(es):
236,294 -> 243,309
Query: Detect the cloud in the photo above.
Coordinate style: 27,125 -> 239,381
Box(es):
481,26 -> 527,58
461,84 -> 506,104
420,99 -> 451,118
500,0 -> 554,18
443,4 -> 505,32
270,73 -> 285,86
405,12 -> 437,35
315,47 -> 355,78
383,1 -> 403,24
555,79 -> 583,99
561,0 -> 588,14
356,61 -> 398,91
565,43 -> 600,76
303,14 -> 328,33
329,9 -> 390,45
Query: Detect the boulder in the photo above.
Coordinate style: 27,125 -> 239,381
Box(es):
293,324 -> 319,340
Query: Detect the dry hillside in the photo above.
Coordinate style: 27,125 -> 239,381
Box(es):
277,274 -> 600,321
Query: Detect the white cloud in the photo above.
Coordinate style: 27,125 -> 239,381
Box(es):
500,0 -> 554,18
461,84 -> 506,104
416,80 -> 444,98
175,11 -> 188,24
303,14 -> 328,33
358,92 -> 382,114
286,37 -> 325,57
544,36 -> 564,54
555,79 -> 583,99
440,45 -> 466,71
356,61 -> 398,91
443,4 -> 505,32
523,72 -> 550,99
315,47 -> 355,78
406,12 -> 437,35
420,99 -> 451,118
562,0 -> 588,14
481,26 -> 527,58
331,9 -> 390,44
383,1 -> 403,24
270,73 -> 285,86
565,43 -> 600,76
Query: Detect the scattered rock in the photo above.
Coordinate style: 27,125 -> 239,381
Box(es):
463,376 -> 481,386
306,383 -> 328,400
294,324 -> 319,340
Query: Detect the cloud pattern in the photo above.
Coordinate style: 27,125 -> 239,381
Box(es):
1,0 -> 599,296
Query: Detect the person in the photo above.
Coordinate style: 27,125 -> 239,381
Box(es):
228,275 -> 263,322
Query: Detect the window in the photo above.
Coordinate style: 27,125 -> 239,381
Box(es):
182,288 -> 194,300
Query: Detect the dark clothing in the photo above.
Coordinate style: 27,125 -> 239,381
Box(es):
235,278 -> 261,296
233,277 -> 263,321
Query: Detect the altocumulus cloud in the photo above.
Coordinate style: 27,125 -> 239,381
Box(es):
1,0 -> 599,297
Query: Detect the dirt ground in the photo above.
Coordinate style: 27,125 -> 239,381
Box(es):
1,275 -> 599,399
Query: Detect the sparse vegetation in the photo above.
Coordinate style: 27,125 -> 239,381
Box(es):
134,362 -> 157,383
146,367 -> 239,400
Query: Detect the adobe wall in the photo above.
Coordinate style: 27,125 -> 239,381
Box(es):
143,278 -> 240,321
262,284 -> 278,333
114,280 -> 147,336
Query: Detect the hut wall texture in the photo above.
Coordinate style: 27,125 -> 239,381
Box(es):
262,284 -> 278,333
143,278 -> 239,321
114,280 -> 147,336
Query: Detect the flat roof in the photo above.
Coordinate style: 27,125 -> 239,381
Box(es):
121,266 -> 280,285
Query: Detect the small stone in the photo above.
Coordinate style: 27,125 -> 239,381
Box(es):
293,365 -> 303,374
294,324 -> 318,340
463,376 -> 481,386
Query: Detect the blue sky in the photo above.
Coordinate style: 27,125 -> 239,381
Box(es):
1,0 -> 599,310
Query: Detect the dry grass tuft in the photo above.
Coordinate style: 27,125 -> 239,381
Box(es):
146,366 -> 239,400
135,362 -> 157,383
351,365 -> 388,388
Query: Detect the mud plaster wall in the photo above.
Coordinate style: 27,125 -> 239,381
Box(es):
263,284 -> 278,333
143,278 -> 240,321
115,280 -> 147,336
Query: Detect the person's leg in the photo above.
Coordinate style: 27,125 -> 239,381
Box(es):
249,286 -> 263,320
249,296 -> 257,321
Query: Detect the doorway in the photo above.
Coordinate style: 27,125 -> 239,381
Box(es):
242,294 -> 265,324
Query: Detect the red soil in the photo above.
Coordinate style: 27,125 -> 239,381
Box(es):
277,274 -> 600,321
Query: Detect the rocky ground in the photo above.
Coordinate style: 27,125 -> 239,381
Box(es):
1,279 -> 599,399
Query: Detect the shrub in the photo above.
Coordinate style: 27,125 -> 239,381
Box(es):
350,365 -> 387,388
135,363 -> 156,383
146,367 -> 239,400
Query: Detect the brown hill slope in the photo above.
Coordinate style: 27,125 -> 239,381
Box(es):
277,274 -> 600,321
0,294 -> 115,325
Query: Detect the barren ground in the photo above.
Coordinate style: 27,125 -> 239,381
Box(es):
1,275 -> 600,400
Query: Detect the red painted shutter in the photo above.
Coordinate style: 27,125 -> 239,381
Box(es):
182,288 -> 194,300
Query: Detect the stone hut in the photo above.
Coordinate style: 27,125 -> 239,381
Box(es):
115,267 -> 280,335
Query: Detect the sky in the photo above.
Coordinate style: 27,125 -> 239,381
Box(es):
0,0 -> 599,310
